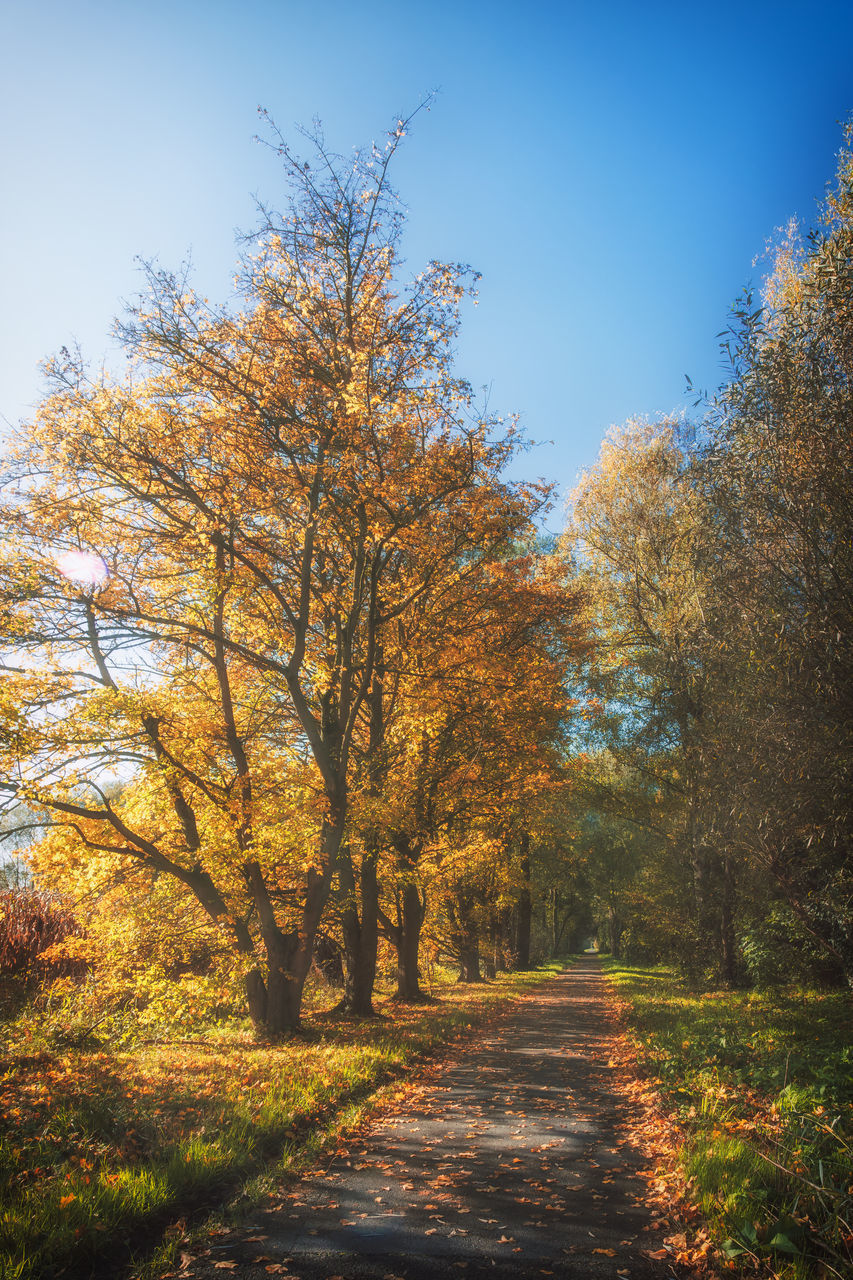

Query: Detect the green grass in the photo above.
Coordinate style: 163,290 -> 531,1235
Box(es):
0,962 -> 567,1280
604,959 -> 853,1278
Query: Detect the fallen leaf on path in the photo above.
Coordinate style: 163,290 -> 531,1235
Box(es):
592,1248 -> 616,1256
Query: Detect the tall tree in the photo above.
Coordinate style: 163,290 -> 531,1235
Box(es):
565,419 -> 732,974
0,111 -> 538,1032
697,129 -> 853,982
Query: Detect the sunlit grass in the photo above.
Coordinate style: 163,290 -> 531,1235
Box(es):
0,962 -> 563,1279
605,959 -> 853,1278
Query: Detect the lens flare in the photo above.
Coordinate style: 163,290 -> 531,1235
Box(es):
56,550 -> 109,586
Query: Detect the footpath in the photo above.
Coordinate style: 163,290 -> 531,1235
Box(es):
166,958 -> 680,1279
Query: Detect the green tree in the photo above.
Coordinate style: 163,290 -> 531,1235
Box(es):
697,128 -> 853,983
565,419 -> 739,978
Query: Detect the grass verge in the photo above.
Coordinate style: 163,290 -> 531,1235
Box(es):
604,959 -> 853,1279
0,963 -> 566,1280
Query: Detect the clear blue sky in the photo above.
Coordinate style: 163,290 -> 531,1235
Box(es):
2,0 -> 852,513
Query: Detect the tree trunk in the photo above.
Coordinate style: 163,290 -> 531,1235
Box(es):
450,888 -> 485,983
516,831 -> 532,968
242,927 -> 306,1038
551,886 -> 559,956
336,646 -> 383,1016
608,904 -> 623,960
264,945 -> 305,1034
719,854 -> 738,986
395,880 -> 427,1001
457,935 -> 483,982
245,967 -> 268,1027
337,842 -> 379,1016
245,810 -> 342,1035
483,916 -> 499,978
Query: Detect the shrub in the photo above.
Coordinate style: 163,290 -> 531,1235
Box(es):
0,889 -> 85,979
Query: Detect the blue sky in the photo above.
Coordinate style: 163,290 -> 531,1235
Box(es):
2,0 -> 852,514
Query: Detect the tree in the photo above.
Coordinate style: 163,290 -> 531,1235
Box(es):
563,126 -> 853,987
696,128 -> 853,982
0,110 -> 540,1032
376,547 -> 586,991
565,418 -> 738,978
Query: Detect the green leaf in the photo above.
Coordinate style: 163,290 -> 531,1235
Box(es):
767,1233 -> 800,1255
740,1221 -> 759,1246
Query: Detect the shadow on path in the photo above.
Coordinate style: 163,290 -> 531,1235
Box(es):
176,959 -> 679,1279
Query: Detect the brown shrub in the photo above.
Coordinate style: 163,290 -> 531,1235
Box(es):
0,890 -> 86,979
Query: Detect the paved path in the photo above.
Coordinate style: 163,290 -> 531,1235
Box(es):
177,959 -> 678,1279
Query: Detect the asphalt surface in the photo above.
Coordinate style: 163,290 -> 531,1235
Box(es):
167,958 -> 679,1280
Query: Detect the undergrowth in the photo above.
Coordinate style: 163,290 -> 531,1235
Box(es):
605,959 -> 853,1279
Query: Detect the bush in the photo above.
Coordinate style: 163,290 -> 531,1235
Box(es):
0,889 -> 85,979
738,902 -> 848,988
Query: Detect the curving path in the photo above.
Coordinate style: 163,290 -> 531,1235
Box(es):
173,958 -> 679,1279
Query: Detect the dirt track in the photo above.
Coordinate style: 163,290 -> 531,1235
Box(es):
170,958 -> 679,1279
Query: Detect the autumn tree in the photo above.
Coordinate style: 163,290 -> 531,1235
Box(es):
0,110 -> 541,1033
327,462 -> 546,1013
375,548 -> 586,991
